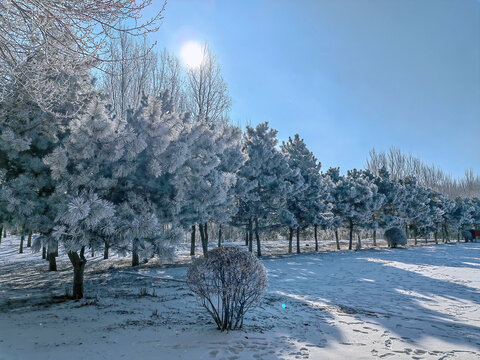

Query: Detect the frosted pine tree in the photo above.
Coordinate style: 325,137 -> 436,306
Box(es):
235,122 -> 296,256
212,125 -> 245,247
45,95 -> 126,297
281,134 -> 332,253
116,94 -> 187,265
438,195 -> 456,243
0,56 -> 93,269
409,185 -> 434,245
369,168 -> 405,245
173,122 -> 243,257
398,177 -> 431,244
323,168 -> 346,250
53,191 -> 115,298
422,190 -> 445,244
471,198 -> 480,236
335,169 -> 384,250
48,93 -> 189,297
450,197 -> 475,241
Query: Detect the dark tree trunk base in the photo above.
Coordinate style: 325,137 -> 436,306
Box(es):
288,227 -> 293,254
132,239 -> 140,267
104,242 -> 109,260
190,225 -> 196,256
255,219 -> 261,257
48,253 -> 57,271
218,224 -> 222,247
68,250 -> 87,300
199,223 -> 209,257
19,234 -> 24,254
296,227 -> 300,254
335,230 -> 340,250
248,220 -> 253,253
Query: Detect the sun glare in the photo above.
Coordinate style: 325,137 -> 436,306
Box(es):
181,41 -> 204,69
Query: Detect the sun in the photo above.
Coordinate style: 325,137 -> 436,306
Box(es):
181,41 -> 204,69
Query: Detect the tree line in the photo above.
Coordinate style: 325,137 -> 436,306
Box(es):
1,25 -> 480,300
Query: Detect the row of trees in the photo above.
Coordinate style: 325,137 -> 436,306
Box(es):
2,69 -> 480,297
1,8 -> 479,300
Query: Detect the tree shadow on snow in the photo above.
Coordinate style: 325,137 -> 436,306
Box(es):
260,243 -> 480,355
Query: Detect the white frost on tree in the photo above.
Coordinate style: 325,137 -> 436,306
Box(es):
281,134 -> 332,253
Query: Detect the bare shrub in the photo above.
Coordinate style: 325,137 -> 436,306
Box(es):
186,246 -> 268,331
385,227 -> 407,248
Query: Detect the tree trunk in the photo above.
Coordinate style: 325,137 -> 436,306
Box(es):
335,229 -> 340,250
19,233 -> 24,253
48,253 -> 57,271
68,247 -> 87,300
288,227 -> 293,254
444,224 -> 449,243
255,218 -> 261,257
42,245 -> 46,260
414,229 -> 418,245
132,239 -> 140,266
245,226 -> 248,246
356,233 -> 361,250
190,224 -> 196,256
48,243 -> 57,271
205,223 -> 209,253
314,225 -> 318,252
0,226 -> 3,245
103,242 -> 109,260
199,223 -> 208,256
218,224 -> 222,247
91,247 -> 95,257
27,231 -> 32,247
296,227 -> 300,254
373,229 -> 377,247
457,232 -> 460,242
3,228 -> 5,238
405,223 -> 409,240
434,231 -> 438,244
348,220 -> 353,250
425,235 -> 428,244
248,219 -> 253,253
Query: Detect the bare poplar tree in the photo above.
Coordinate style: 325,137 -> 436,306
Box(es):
366,146 -> 480,199
185,44 -> 232,126
101,44 -> 185,118
0,0 -> 166,109
101,31 -> 157,118
150,49 -> 185,111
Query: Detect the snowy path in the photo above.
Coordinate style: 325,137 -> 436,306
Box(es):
1,237 -> 479,359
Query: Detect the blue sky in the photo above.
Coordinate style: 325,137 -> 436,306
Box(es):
147,0 -> 480,177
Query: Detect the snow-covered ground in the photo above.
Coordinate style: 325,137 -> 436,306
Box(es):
1,236 -> 479,360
